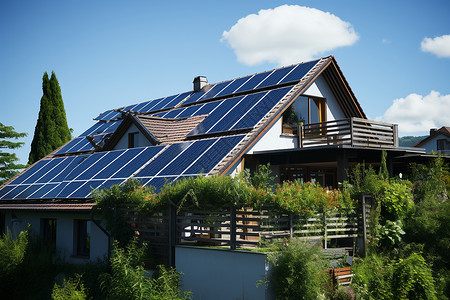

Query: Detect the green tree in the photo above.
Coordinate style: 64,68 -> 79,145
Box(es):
0,123 -> 27,184
28,71 -> 71,165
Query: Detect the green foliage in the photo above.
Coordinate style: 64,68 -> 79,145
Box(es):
282,104 -> 299,125
0,229 -> 29,281
392,252 -> 437,300
51,274 -> 87,300
377,220 -> 405,248
345,162 -> 414,251
29,71 -> 71,164
101,238 -> 190,300
267,239 -> 328,300
379,180 -> 414,221
0,122 -> 27,184
93,178 -> 155,246
353,254 -> 394,299
154,175 -> 251,211
404,158 -> 450,298
379,150 -> 389,180
270,181 -> 354,218
241,163 -> 277,189
398,136 -> 427,147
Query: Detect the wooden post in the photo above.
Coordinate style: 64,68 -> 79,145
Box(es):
230,206 -> 236,250
393,124 -> 399,147
323,212 -> 328,249
362,195 -> 367,257
289,213 -> 294,239
350,118 -> 354,147
298,123 -> 304,148
168,204 -> 177,267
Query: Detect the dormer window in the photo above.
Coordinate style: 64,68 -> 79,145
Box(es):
128,132 -> 139,148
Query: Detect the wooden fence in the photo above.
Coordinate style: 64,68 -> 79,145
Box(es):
123,200 -> 373,266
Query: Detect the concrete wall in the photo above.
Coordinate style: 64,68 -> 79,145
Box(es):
176,246 -> 272,300
3,210 -> 109,263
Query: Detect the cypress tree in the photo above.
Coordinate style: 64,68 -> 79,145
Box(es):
28,71 -> 71,164
0,123 -> 27,184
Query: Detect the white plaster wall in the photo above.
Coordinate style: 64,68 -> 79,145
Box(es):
176,246 -> 272,300
247,118 -> 297,154
2,211 -> 109,263
113,123 -> 152,150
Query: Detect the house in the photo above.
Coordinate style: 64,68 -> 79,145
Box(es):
414,126 -> 450,155
0,55 -> 426,263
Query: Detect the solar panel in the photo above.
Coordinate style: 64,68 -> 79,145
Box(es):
279,59 -> 319,84
135,135 -> 245,189
95,110 -> 122,121
234,71 -> 272,94
182,135 -> 245,175
256,65 -> 296,89
231,86 -> 293,130
215,76 -> 251,98
110,146 -> 166,179
186,86 -> 293,136
0,144 -> 168,200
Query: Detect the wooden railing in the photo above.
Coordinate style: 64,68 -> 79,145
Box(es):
298,118 -> 398,148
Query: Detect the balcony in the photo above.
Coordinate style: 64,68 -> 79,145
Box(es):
297,118 -> 399,148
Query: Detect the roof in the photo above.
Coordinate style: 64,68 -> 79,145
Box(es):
0,55 -> 366,207
414,126 -> 450,147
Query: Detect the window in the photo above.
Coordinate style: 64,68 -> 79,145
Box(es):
74,219 -> 90,258
40,218 -> 56,249
128,132 -> 139,148
437,139 -> 448,152
283,97 -> 326,134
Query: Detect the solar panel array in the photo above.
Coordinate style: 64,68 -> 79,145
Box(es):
0,59 -> 321,201
94,59 -> 319,121
0,135 -> 244,200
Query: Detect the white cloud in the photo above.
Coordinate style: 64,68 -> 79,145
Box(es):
221,5 -> 359,66
421,34 -> 450,58
378,91 -> 450,135
382,38 -> 391,45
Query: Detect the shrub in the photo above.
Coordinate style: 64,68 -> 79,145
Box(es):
352,254 -> 394,299
51,274 -> 87,300
267,239 -> 328,299
0,229 -> 28,282
101,238 -> 190,300
392,252 -> 436,300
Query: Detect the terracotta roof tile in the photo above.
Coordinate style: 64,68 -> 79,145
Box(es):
137,114 -> 207,144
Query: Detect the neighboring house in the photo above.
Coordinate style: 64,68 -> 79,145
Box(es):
414,127 -> 450,155
0,55 -> 426,262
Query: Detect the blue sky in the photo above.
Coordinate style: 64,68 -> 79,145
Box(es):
1,0 -> 449,165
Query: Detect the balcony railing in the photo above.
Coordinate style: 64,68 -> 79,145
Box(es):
298,118 -> 398,148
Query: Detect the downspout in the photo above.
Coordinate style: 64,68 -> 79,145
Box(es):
90,210 -> 111,261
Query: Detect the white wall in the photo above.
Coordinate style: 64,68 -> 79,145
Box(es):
113,123 -> 153,150
176,246 -> 272,300
3,211 -> 109,263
